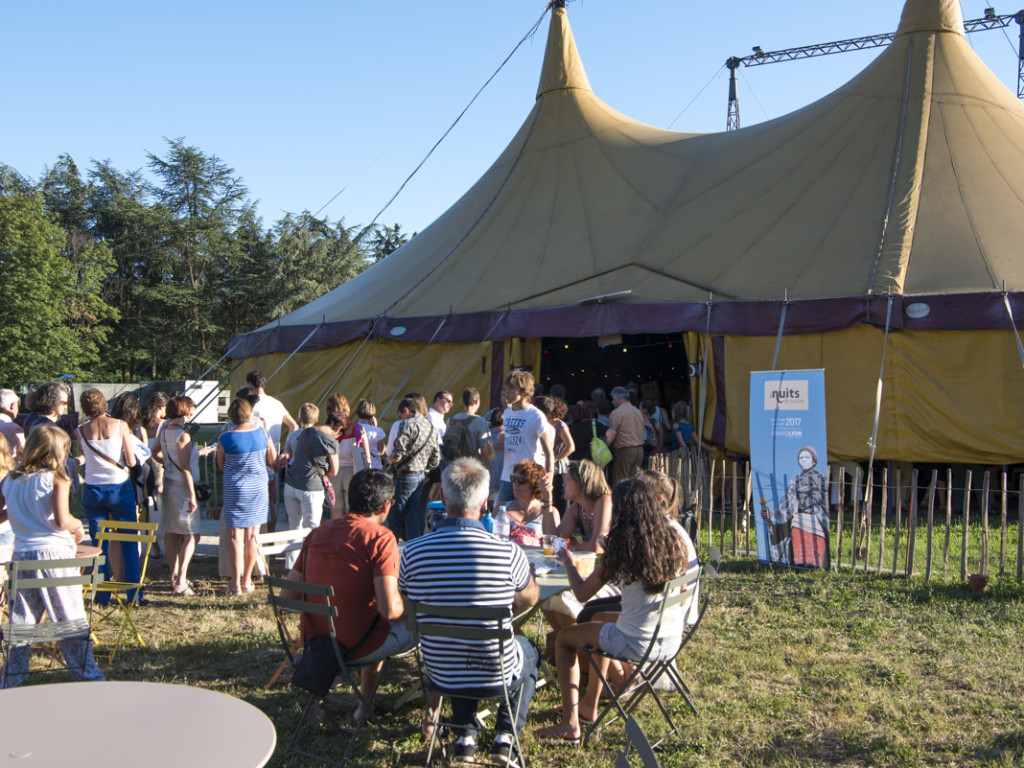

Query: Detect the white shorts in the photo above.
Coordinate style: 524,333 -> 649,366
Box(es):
598,622 -> 681,663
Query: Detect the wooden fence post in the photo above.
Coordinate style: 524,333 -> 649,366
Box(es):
961,470 -> 973,582
1018,475 -> 1023,582
745,461 -> 752,556
925,469 -> 937,582
944,468 -> 952,582
833,466 -> 843,570
731,461 -> 738,558
891,469 -> 902,576
999,470 -> 1008,579
906,469 -> 918,577
980,471 -> 990,577
878,467 -> 888,574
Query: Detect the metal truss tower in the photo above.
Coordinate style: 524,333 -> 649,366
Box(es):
725,8 -> 1024,130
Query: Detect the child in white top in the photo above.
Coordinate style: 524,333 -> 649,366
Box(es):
0,424 -> 104,687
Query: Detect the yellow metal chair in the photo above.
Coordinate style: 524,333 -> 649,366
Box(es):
91,519 -> 157,661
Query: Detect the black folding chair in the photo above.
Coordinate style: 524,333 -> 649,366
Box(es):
410,601 -> 527,768
582,565 -> 701,748
266,575 -> 387,768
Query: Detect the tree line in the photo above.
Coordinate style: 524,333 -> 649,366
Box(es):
0,138 -> 409,388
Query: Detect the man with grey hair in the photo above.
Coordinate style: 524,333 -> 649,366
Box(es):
605,385 -> 645,484
400,458 -> 540,765
0,389 -> 24,459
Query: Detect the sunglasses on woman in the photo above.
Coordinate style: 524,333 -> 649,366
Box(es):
511,475 -> 530,485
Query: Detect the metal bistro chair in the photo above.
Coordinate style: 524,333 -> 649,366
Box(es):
91,519 -> 157,661
646,545 -> 723,718
2,554 -> 105,686
410,601 -> 527,768
615,715 -> 661,768
266,574 -> 386,768
582,564 -> 701,748
258,528 -> 312,689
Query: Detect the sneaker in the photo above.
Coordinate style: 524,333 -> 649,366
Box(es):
491,739 -> 521,768
452,739 -> 478,763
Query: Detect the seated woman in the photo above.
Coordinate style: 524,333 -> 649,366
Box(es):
542,460 -> 615,635
504,459 -> 551,546
536,478 -> 696,744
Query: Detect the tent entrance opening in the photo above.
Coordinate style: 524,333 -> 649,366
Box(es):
539,334 -> 690,406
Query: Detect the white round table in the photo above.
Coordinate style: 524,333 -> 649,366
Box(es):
0,681 -> 276,767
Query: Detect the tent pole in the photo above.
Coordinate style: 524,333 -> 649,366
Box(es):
264,323 -> 324,386
378,315 -> 450,421
866,292 -> 895,479
1001,284 -> 1024,369
315,331 -> 374,407
696,296 -> 714,522
770,290 -> 789,371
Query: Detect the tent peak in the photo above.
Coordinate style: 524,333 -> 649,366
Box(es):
895,0 -> 965,38
537,4 -> 592,99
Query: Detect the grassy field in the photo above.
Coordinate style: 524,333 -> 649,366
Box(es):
30,543 -> 1013,768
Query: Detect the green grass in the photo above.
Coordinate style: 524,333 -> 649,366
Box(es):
19,544 -> 1011,768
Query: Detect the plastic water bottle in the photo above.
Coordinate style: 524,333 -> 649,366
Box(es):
494,505 -> 510,540
481,509 -> 495,534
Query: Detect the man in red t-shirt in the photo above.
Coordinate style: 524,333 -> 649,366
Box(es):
284,469 -> 413,720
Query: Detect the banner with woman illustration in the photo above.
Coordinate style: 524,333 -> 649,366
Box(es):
750,370 -> 829,568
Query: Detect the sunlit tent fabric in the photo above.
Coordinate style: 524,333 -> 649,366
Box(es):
231,0 -> 1024,463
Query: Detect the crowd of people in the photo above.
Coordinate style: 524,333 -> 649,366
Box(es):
0,369 -> 701,763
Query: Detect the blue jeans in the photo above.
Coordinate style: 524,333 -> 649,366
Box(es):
449,635 -> 540,738
388,472 -> 426,541
82,480 -> 141,603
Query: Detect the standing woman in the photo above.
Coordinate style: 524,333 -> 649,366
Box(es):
279,403 -> 337,570
77,388 -> 139,598
217,398 -> 276,594
141,392 -> 169,558
534,396 -> 575,513
0,425 -> 104,687
155,396 -> 201,596
322,394 -> 354,519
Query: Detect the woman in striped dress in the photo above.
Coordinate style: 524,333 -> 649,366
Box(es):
217,398 -> 276,594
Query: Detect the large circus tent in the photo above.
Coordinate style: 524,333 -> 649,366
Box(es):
230,0 -> 1024,464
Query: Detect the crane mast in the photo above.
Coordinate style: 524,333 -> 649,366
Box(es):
725,8 -> 1024,130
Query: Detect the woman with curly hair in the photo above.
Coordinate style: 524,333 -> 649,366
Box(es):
536,478 -> 694,744
503,458 -> 552,546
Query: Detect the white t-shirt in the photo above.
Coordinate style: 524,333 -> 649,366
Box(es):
253,393 -> 288,448
428,407 -> 446,443
357,421 -> 386,470
501,404 -> 546,481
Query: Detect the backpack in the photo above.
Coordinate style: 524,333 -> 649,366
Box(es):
442,414 -> 477,462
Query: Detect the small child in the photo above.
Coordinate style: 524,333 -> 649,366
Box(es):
0,424 -> 105,687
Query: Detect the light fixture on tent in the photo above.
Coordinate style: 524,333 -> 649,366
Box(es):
578,290 -> 632,305
905,303 -> 931,319
389,325 -> 407,336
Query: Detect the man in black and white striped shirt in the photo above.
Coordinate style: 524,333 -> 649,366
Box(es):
400,458 -> 540,765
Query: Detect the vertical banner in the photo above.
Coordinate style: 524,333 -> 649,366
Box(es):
750,370 -> 829,568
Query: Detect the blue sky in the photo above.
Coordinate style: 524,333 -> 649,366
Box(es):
4,1 -> 1018,235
